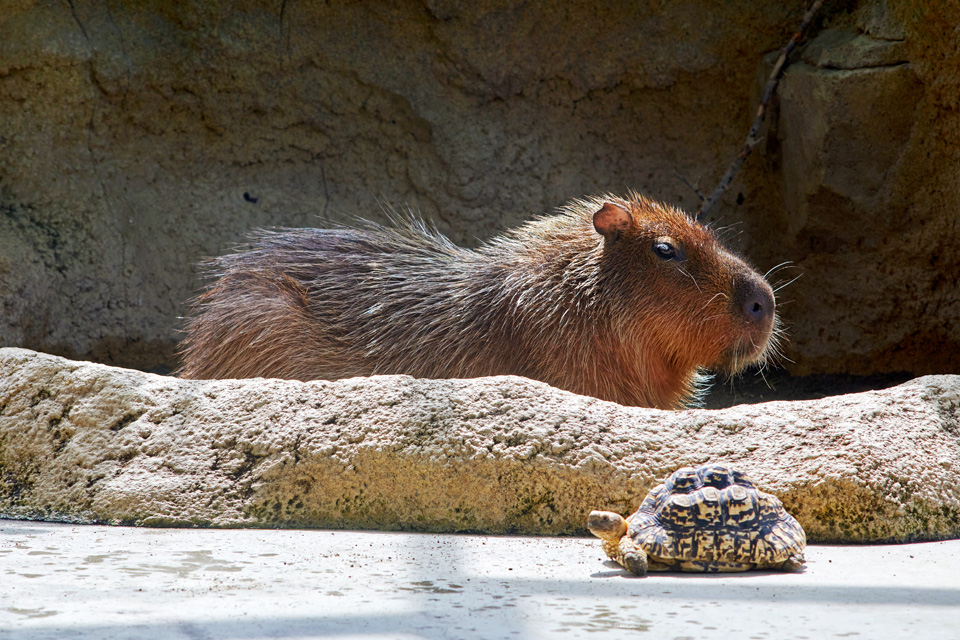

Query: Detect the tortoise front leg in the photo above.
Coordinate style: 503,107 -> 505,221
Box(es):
616,536 -> 648,576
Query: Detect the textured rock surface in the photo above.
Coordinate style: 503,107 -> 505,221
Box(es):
2,348 -> 958,542
0,1 -> 958,381
755,18 -> 960,376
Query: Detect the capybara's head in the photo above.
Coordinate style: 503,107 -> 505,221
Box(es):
590,194 -> 779,387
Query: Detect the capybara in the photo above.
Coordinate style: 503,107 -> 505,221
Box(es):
177,193 -> 779,408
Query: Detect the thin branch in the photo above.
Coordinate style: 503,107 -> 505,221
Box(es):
698,0 -> 824,220
674,172 -> 705,204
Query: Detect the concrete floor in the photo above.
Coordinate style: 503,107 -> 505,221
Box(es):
2,519 -> 959,640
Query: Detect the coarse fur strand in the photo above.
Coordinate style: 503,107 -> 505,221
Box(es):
177,193 -> 779,409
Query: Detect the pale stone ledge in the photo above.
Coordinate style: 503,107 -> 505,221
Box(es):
1,348 -> 957,542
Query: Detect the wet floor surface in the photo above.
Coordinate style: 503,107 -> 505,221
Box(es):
1,519 -> 959,639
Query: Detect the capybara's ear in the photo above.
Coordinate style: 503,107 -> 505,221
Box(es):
593,202 -> 633,242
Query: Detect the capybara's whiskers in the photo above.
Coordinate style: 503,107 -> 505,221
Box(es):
773,274 -> 803,294
763,261 -> 794,280
700,292 -> 727,311
678,267 -> 701,293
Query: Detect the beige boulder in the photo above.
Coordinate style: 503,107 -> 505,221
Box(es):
1,348 -> 957,542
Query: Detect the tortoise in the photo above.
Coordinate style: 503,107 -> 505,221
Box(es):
587,463 -> 806,576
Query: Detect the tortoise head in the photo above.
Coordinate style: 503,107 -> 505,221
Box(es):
587,510 -> 628,542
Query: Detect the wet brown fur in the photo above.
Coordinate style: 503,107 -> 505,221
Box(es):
177,193 -> 779,409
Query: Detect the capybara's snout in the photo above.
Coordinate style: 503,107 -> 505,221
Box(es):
727,269 -> 777,366
738,272 -> 775,329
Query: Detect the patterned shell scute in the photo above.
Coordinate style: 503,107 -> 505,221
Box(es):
627,463 -> 805,567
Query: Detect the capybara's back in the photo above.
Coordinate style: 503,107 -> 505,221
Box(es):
177,194 -> 779,408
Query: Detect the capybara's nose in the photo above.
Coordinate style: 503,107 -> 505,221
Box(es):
740,277 -> 775,326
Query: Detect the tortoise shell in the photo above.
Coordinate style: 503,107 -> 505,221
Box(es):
593,463 -> 806,574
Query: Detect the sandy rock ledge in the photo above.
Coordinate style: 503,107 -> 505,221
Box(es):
0,348 -> 958,542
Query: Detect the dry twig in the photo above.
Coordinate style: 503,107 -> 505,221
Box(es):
697,0 -> 824,220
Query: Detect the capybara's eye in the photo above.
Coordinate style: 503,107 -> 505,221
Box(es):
653,238 -> 684,261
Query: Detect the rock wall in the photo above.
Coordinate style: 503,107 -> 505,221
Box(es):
2,348 -> 959,541
746,4 -> 960,376
0,0 -> 957,380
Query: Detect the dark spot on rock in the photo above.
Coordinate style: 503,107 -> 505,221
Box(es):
30,389 -> 53,407
110,410 -> 146,431
229,450 -> 265,481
